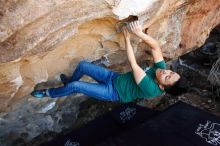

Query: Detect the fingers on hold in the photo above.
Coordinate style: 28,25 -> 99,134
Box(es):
134,21 -> 137,26
125,27 -> 129,33
135,21 -> 139,27
130,22 -> 134,30
136,21 -> 139,26
122,26 -> 125,31
122,26 -> 128,33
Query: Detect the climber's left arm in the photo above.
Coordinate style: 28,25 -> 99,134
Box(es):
123,27 -> 146,84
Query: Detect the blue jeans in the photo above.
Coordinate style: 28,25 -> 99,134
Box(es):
48,61 -> 120,102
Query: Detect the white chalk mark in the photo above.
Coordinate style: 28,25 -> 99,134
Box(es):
64,139 -> 80,146
112,0 -> 158,19
119,107 -> 136,123
195,120 -> 220,145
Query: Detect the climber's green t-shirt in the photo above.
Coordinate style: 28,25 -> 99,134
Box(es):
114,60 -> 166,103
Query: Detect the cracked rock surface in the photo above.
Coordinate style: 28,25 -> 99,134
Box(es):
0,0 -> 220,145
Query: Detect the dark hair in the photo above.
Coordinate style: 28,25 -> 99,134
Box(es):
164,76 -> 189,96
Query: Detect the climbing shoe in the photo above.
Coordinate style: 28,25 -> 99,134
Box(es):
60,74 -> 69,85
31,89 -> 47,98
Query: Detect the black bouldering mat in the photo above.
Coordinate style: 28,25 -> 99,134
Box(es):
39,103 -> 158,146
97,102 -> 220,146
40,102 -> 220,146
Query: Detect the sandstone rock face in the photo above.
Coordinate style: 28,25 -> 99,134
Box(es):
0,0 -> 220,145
0,0 -> 219,110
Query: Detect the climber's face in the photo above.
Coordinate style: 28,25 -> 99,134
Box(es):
156,69 -> 180,86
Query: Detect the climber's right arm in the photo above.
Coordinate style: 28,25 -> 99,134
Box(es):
130,21 -> 164,63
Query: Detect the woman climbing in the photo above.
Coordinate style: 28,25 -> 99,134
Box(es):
31,21 -> 187,102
